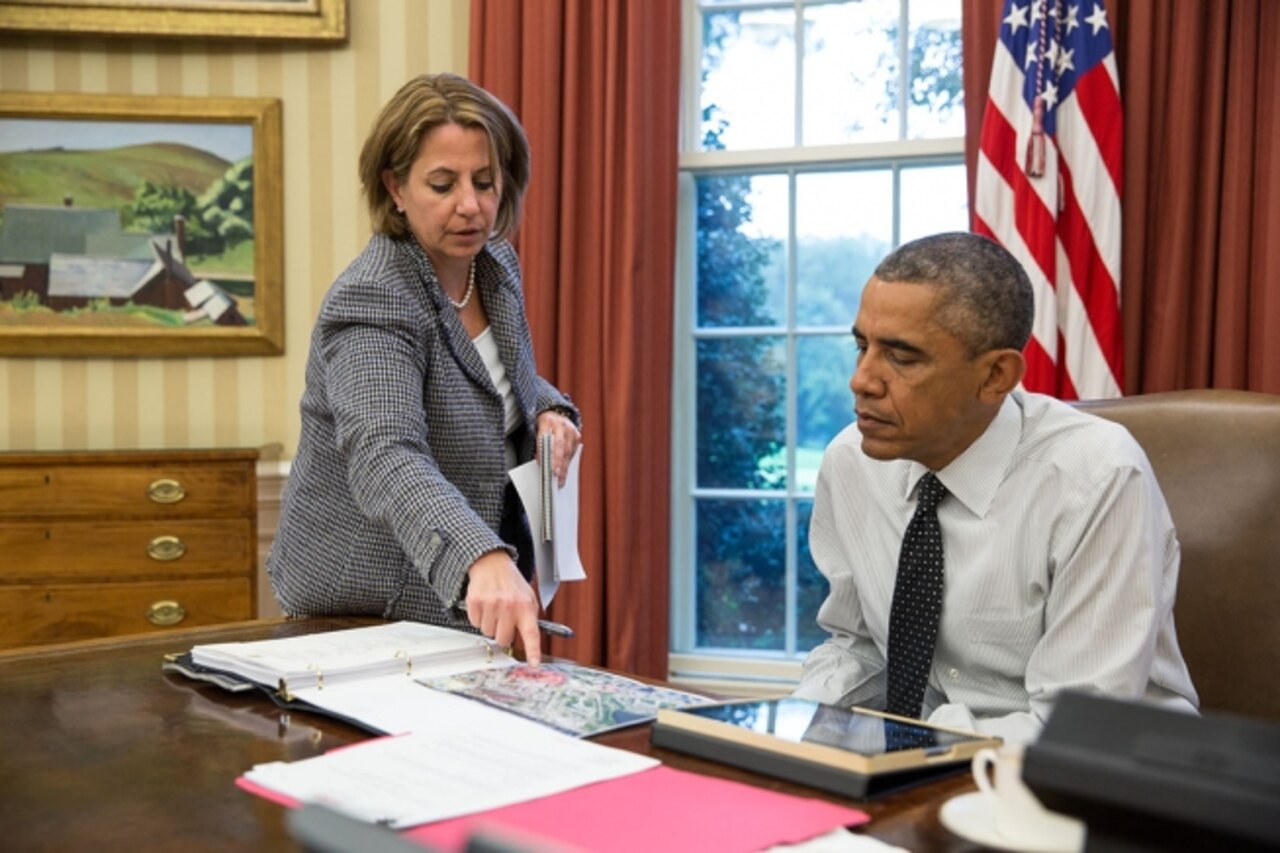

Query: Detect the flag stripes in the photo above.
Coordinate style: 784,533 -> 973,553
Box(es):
974,0 -> 1124,400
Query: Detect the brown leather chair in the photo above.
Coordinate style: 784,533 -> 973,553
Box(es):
1074,389 -> 1280,720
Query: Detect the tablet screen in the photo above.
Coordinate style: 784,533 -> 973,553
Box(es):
685,698 -> 986,756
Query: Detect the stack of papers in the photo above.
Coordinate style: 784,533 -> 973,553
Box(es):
509,443 -> 586,606
242,692 -> 658,829
180,623 -> 869,848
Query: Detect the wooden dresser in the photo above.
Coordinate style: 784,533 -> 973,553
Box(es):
0,448 -> 258,649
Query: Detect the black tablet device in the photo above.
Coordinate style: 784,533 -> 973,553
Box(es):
651,697 -> 1000,799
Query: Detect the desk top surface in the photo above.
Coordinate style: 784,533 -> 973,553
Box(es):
0,618 -> 977,852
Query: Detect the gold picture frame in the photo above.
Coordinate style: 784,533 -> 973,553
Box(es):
0,92 -> 284,357
0,0 -> 347,42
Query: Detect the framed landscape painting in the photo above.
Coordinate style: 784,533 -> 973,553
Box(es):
0,0 -> 347,42
0,92 -> 283,357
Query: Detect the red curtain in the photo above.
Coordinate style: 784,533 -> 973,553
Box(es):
964,0 -> 1280,394
470,0 -> 680,678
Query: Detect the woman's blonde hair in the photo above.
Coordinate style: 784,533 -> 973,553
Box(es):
358,73 -> 530,240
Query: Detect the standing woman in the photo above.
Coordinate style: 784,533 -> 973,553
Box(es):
268,74 -> 581,665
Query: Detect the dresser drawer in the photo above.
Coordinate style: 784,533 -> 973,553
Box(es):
0,578 -> 253,647
0,448 -> 259,648
0,460 -> 255,519
0,519 -> 253,581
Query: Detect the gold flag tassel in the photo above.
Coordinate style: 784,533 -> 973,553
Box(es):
1026,96 -> 1047,177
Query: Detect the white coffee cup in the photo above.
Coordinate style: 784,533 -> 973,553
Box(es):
971,745 -> 1085,850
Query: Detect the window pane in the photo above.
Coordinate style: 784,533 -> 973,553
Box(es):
696,173 -> 786,329
796,169 -> 892,327
899,162 -> 968,243
802,0 -> 900,145
701,9 -> 795,151
678,0 -> 967,666
696,336 -> 786,489
907,0 -> 964,139
696,498 -> 786,650
796,334 -> 855,490
797,499 -> 827,651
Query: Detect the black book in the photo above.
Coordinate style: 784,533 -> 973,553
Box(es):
1022,691 -> 1280,852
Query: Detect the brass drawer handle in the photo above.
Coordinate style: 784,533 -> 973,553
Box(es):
146,600 -> 187,627
147,535 -> 187,561
147,478 -> 186,504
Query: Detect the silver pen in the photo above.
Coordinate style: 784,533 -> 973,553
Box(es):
533,618 -> 574,639
454,602 -> 575,639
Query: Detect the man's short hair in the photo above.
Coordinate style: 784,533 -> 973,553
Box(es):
873,232 -> 1034,355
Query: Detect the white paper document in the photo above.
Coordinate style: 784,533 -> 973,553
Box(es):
243,689 -> 658,829
289,662 -> 518,736
509,443 -> 586,606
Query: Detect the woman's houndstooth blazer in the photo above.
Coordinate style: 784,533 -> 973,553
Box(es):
267,234 -> 578,629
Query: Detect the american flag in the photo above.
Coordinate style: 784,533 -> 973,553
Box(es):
974,0 -> 1123,400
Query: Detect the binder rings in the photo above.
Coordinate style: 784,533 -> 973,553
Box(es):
163,621 -> 515,733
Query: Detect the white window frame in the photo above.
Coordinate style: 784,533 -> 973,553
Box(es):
669,0 -> 965,694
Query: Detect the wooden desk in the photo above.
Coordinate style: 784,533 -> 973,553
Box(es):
0,618 -> 977,851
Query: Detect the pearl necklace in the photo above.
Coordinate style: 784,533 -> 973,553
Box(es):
446,260 -> 476,311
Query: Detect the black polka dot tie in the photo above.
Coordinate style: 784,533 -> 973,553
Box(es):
885,472 -> 948,720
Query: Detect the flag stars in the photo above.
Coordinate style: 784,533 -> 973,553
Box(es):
1043,40 -> 1061,70
1055,46 -> 1075,75
1004,2 -> 1029,33
1064,3 -> 1081,33
1085,3 -> 1109,35
1040,81 -> 1061,109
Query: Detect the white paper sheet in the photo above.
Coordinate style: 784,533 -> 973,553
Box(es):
289,667 -> 515,736
244,689 -> 658,829
509,444 -> 585,606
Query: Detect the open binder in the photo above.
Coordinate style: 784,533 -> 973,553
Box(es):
188,621 -> 504,694
166,621 -> 708,738
164,622 -> 517,733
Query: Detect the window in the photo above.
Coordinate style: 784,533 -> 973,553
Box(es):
671,0 -> 967,690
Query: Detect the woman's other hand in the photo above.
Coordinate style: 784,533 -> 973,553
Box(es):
465,550 -> 542,665
536,410 -> 582,487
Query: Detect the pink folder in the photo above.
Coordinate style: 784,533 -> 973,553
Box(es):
240,764 -> 868,852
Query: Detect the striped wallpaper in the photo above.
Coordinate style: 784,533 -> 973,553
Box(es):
0,0 -> 469,457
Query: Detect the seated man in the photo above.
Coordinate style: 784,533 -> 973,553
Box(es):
794,232 -> 1198,743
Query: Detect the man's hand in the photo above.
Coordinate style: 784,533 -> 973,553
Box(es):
464,550 -> 542,665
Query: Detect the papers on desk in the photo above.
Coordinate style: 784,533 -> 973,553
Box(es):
404,766 -> 871,853
242,690 -> 659,829
176,622 -> 701,739
188,622 -> 870,849
244,760 -> 870,850
508,441 -> 585,606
